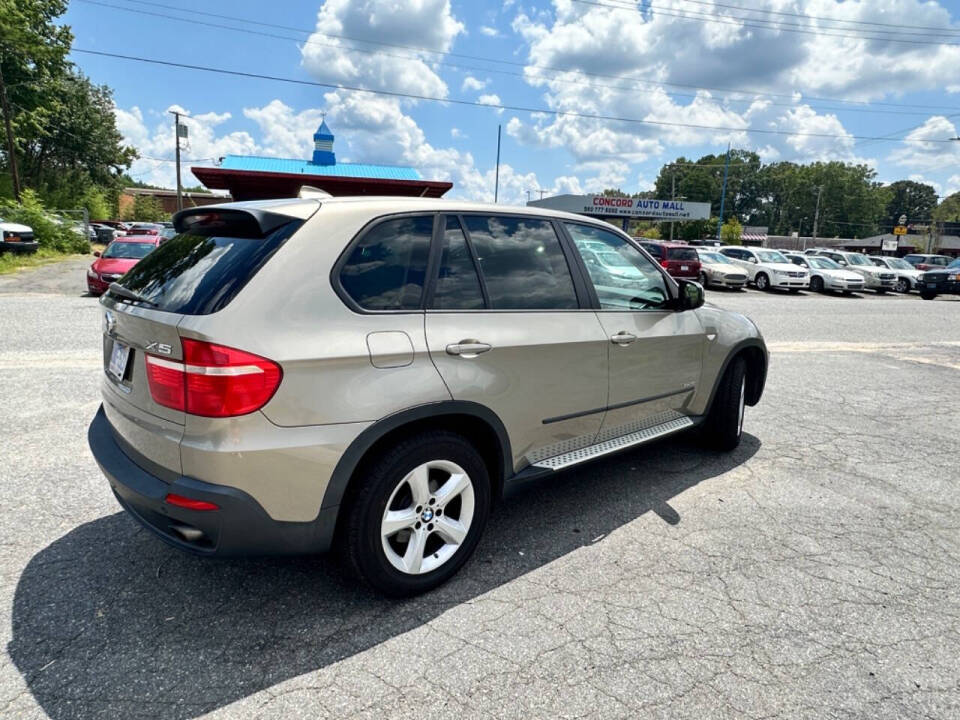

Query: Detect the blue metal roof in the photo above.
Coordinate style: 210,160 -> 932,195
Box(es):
219,155 -> 422,180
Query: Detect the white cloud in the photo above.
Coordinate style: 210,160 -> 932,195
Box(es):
242,100 -> 326,159
888,116 -> 960,170
479,25 -> 499,37
945,175 -> 960,197
477,94 -> 504,114
450,127 -> 464,139
462,76 -> 488,92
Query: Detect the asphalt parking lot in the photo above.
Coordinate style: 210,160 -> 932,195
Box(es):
1,258 -> 959,719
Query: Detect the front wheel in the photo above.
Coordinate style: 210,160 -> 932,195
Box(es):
755,272 -> 770,291
341,431 -> 491,597
699,271 -> 709,287
810,276 -> 824,293
895,278 -> 910,293
699,357 -> 746,451
876,288 -> 887,295
920,291 -> 937,300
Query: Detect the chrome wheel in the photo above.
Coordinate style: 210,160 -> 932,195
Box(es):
737,376 -> 746,436
895,278 -> 909,293
380,460 -> 475,575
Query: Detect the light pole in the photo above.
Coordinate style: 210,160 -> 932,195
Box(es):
811,185 -> 824,247
798,217 -> 807,250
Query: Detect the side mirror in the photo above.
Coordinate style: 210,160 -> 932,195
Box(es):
748,257 -> 758,264
93,251 -> 101,257
676,279 -> 705,311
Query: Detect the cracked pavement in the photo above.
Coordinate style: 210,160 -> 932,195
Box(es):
1,263 -> 959,719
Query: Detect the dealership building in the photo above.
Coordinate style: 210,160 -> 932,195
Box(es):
192,120 -> 452,201
527,194 -> 711,231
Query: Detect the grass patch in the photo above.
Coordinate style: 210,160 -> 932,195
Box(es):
0,248 -> 95,275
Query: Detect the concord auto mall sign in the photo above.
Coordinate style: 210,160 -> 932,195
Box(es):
528,194 -> 712,221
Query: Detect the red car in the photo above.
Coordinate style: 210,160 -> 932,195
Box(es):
127,222 -> 163,236
86,236 -> 161,296
638,240 -> 702,281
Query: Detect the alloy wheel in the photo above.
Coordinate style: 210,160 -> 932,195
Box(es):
380,460 -> 475,575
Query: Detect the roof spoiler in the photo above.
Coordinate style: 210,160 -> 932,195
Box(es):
173,207 -> 297,238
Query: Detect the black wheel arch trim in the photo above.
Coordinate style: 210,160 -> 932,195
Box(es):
320,400 -> 514,512
702,338 -> 768,417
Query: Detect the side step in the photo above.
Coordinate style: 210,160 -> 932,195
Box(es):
531,416 -> 696,471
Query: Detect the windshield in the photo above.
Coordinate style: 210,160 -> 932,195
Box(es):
948,258 -> 960,270
756,250 -> 788,264
808,257 -> 840,270
846,253 -> 871,266
102,241 -> 156,259
700,251 -> 732,264
885,258 -> 913,270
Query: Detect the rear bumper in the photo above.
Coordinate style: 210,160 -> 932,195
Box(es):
88,405 -> 338,556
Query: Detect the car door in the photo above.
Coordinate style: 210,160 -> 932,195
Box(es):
424,214 -> 609,469
563,222 -> 705,438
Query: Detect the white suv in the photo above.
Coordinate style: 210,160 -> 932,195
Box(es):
719,247 -> 809,292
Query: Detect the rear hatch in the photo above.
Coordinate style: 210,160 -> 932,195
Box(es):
663,247 -> 701,276
99,204 -> 311,475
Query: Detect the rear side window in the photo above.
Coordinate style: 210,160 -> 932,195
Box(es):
463,215 -> 577,310
339,216 -> 433,310
642,243 -> 663,258
667,247 -> 698,261
113,218 -> 302,315
432,216 -> 484,310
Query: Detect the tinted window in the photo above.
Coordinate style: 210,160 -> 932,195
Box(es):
566,223 -> 670,311
432,216 -> 484,310
340,216 -> 432,310
114,220 -> 302,315
641,243 -> 663,258
464,215 -> 577,310
667,247 -> 698,261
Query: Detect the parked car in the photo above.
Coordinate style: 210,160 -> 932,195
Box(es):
917,258 -> 960,300
902,253 -> 952,271
158,226 -> 178,243
808,249 -> 896,293
128,222 -> 163,236
87,198 -> 768,596
90,223 -> 120,244
86,235 -> 161,295
719,246 -> 809,291
869,256 -> 923,293
784,252 -> 865,294
695,250 -> 748,289
91,220 -> 132,233
0,217 -> 38,254
637,240 -> 702,281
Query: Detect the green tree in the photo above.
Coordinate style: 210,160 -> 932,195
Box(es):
130,194 -> 165,222
720,217 -> 743,245
0,188 -> 87,252
81,186 -> 110,220
933,192 -> 960,223
884,180 -> 937,226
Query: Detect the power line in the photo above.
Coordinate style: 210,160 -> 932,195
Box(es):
71,49 -> 960,145
569,0 -> 960,46
78,0 -> 960,113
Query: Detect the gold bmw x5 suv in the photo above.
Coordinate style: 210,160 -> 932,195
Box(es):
89,196 -> 767,596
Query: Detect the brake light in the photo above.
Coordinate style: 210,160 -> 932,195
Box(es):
660,259 -> 670,268
145,339 -> 282,417
165,493 -> 219,511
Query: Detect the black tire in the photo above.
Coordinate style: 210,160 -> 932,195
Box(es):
876,288 -> 887,295
895,278 -> 910,293
810,276 -> 824,293
699,357 -> 746,452
920,291 -> 937,300
340,430 -> 490,597
788,288 -> 800,293
699,271 -> 709,287
755,272 -> 770,291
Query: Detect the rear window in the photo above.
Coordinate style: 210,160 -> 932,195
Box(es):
112,219 -> 302,315
667,247 -> 698,261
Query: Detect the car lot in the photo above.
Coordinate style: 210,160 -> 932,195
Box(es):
1,258 -> 959,719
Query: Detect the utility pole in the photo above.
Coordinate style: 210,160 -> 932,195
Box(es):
170,110 -> 183,212
0,60 -> 22,202
525,189 -> 531,203
811,185 -> 823,246
537,189 -> 547,199
494,124 -> 501,203
798,218 -> 806,251
669,173 -> 676,242
716,143 -> 731,241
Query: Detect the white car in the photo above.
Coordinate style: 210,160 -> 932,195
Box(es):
0,217 -> 38,254
784,252 -> 865,294
869,256 -> 922,293
696,250 -> 748,289
809,250 -> 897,293
719,246 -> 809,292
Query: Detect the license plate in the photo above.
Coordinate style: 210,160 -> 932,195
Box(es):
681,265 -> 689,271
927,283 -> 938,288
108,341 -> 130,381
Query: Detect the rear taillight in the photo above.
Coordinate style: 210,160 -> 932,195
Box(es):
660,259 -> 670,268
145,339 -> 282,417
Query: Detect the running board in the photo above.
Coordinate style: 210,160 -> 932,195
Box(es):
531,416 -> 696,471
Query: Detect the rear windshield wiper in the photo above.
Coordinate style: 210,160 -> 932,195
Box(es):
108,282 -> 158,307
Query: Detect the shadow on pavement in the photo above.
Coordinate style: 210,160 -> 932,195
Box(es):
9,433 -> 759,719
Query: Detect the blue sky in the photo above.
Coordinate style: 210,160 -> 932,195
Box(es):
64,0 -> 960,204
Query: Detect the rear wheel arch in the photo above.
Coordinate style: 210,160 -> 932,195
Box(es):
324,402 -> 511,520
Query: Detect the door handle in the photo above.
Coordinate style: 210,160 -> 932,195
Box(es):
610,331 -> 637,346
446,340 -> 492,357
